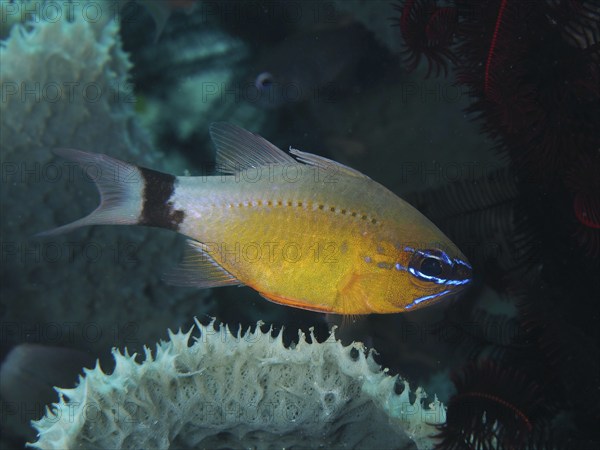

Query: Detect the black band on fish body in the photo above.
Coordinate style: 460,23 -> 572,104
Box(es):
138,167 -> 185,231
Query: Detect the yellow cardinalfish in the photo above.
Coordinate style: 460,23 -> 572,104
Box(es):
39,123 -> 472,314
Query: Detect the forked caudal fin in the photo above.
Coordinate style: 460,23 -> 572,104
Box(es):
36,148 -> 183,237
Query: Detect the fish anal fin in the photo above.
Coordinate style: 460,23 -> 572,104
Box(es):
164,240 -> 241,288
259,292 -> 336,314
289,147 -> 371,180
209,123 -> 296,174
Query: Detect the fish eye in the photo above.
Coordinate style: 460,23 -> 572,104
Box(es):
256,72 -> 274,90
408,249 -> 451,283
419,257 -> 443,277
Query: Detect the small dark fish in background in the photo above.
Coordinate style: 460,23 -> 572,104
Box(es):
249,23 -> 381,109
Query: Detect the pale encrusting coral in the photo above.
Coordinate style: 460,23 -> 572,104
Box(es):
29,319 -> 445,450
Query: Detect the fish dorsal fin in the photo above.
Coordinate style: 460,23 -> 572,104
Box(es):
289,147 -> 371,180
209,122 -> 296,174
164,240 -> 241,288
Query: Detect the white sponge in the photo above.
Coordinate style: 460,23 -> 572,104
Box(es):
29,319 -> 445,450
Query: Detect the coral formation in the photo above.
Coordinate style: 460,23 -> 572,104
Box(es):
30,320 -> 445,450
128,15 -> 260,142
0,0 -> 207,357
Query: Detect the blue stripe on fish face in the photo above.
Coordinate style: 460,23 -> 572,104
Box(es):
404,289 -> 451,310
455,259 -> 472,270
404,248 -> 472,287
407,266 -> 471,285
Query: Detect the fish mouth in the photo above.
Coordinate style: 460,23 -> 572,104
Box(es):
403,257 -> 472,310
451,258 -> 473,287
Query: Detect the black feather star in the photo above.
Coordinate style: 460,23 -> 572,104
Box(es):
395,0 -> 600,184
565,152 -> 600,257
517,283 -> 600,433
436,360 -> 550,449
408,167 -> 541,291
455,0 -> 600,184
394,0 -> 458,77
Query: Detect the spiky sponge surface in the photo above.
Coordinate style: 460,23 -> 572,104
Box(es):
30,320 -> 445,450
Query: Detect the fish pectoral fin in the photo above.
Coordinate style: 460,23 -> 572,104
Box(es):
209,122 -> 296,173
336,272 -> 368,314
289,147 -> 371,180
258,292 -> 336,313
336,272 -> 385,314
163,239 -> 241,288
